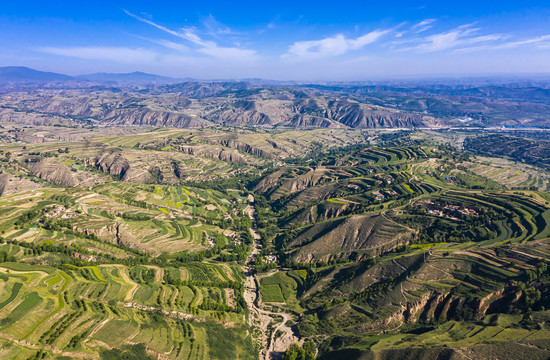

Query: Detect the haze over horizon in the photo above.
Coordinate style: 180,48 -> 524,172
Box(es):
1,0 -> 550,81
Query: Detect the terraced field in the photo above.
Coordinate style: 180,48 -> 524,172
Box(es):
2,127 -> 550,359
246,134 -> 550,359
465,156 -> 550,191
0,180 -> 249,256
0,259 -> 252,359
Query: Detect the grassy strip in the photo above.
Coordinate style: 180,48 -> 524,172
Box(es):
22,270 -> 70,340
0,292 -> 42,328
0,282 -> 23,310
64,265 -> 107,282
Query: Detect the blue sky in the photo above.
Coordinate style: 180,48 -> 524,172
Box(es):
1,1 -> 550,80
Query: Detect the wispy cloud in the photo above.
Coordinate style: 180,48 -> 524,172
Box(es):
454,34 -> 550,53
497,34 -> 550,49
202,14 -> 234,36
124,10 -> 185,41
124,10 -> 257,61
282,30 -> 390,60
38,46 -> 158,64
152,39 -> 189,52
259,16 -> 279,34
412,19 -> 436,33
408,24 -> 504,52
132,35 -> 190,52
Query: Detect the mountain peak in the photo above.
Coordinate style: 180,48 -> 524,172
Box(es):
0,66 -> 73,82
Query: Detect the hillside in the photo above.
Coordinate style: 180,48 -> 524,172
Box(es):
2,70 -> 550,128
247,130 -> 550,359
0,84 -> 430,129
0,125 -> 550,359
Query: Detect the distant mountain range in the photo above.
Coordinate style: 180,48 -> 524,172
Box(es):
75,71 -> 187,84
0,66 -> 296,85
0,66 -> 73,82
2,66 -> 550,88
0,66 -> 184,84
1,66 -> 550,129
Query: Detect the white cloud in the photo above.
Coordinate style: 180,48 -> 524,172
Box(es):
412,19 -> 436,33
497,34 -> 550,49
198,46 -> 257,59
144,38 -> 189,52
38,46 -> 158,64
202,14 -> 234,36
282,30 -> 390,60
124,10 -> 257,61
410,24 -> 504,52
454,34 -> 550,53
124,10 -> 184,40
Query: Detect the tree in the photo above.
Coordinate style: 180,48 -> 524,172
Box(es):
282,343 -> 315,360
303,340 -> 316,355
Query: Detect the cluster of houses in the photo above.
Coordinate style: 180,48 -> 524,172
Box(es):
45,206 -> 74,219
444,176 -> 455,184
427,209 -> 444,216
223,207 -> 242,220
373,173 -> 394,185
227,232 -> 242,245
345,172 -> 399,200
207,236 -> 216,248
207,233 -> 244,248
373,189 -> 400,201
373,191 -> 385,201
446,204 -> 478,216
426,203 -> 478,218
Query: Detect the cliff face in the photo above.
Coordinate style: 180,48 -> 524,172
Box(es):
94,152 -> 155,183
216,139 -> 273,159
75,222 -> 142,251
95,153 -> 130,178
176,146 -> 247,164
27,159 -> 98,187
352,286 -> 526,338
0,173 -> 41,196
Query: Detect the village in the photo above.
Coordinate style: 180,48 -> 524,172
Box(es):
420,200 -> 479,219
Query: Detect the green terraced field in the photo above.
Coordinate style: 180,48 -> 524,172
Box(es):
1,127 -> 550,359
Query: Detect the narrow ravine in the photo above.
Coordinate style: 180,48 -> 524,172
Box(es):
243,195 -> 300,360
